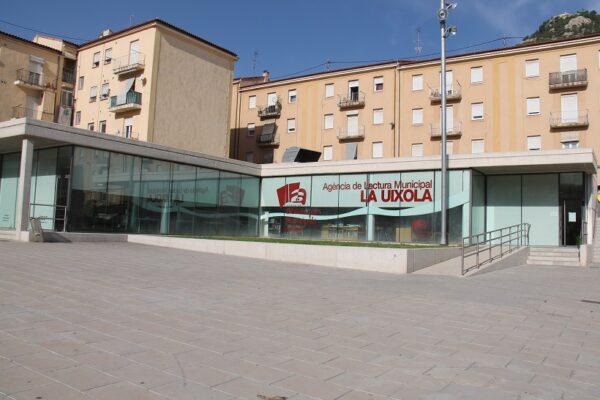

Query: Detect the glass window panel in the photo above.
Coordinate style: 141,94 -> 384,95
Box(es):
138,158 -> 172,234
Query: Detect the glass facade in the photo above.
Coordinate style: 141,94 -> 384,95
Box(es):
260,170 -> 471,244
0,153 -> 20,229
0,143 -> 589,248
67,146 -> 260,236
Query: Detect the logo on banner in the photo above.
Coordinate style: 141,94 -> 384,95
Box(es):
277,182 -> 307,207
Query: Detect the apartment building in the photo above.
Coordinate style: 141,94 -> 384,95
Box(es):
0,31 -> 76,125
230,62 -> 399,164
230,33 -> 600,166
399,33 -> 600,158
74,19 -> 238,157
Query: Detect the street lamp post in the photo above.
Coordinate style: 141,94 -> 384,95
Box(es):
437,1 -> 457,245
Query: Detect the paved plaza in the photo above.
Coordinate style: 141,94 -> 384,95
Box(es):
0,241 -> 599,399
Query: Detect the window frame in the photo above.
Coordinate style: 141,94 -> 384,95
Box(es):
471,139 -> 485,154
89,86 -> 98,102
526,97 -> 541,116
247,123 -> 255,137
373,108 -> 384,125
471,102 -> 484,120
470,66 -> 483,84
77,76 -> 84,90
323,145 -> 333,161
248,95 -> 257,109
527,135 -> 541,151
412,74 -> 423,91
373,76 -> 384,92
87,122 -> 94,131
92,51 -> 100,68
411,143 -> 423,157
525,59 -> 540,78
288,89 -> 297,103
412,108 -> 424,125
104,48 -> 112,64
325,83 -> 334,98
324,114 -> 334,130
287,118 -> 296,133
99,120 -> 107,133
372,141 -> 383,158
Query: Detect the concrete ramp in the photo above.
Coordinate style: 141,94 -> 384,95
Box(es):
414,246 -> 530,277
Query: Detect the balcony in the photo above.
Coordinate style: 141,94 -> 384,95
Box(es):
549,69 -> 587,90
12,106 -> 53,122
429,122 -> 462,138
115,130 -> 139,140
337,126 -> 365,141
549,110 -> 589,129
257,104 -> 282,119
62,68 -> 75,86
338,92 -> 365,109
109,91 -> 142,113
14,69 -> 47,91
256,133 -> 279,147
112,53 -> 145,75
429,83 -> 462,102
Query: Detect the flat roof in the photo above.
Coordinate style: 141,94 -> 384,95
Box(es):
78,18 -> 237,59
0,120 -> 596,178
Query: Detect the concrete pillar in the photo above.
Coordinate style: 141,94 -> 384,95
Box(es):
367,214 -> 375,242
15,138 -> 34,240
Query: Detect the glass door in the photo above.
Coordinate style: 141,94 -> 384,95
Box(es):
559,172 -> 584,246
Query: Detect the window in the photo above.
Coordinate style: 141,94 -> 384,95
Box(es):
344,143 -> 358,160
267,92 -> 278,106
87,122 -> 94,131
373,76 -> 384,92
77,76 -> 84,90
526,97 -> 540,115
248,95 -> 256,109
74,111 -> 81,125
471,102 -> 484,120
324,114 -> 334,130
104,48 -> 112,64
263,149 -> 273,164
101,83 -> 110,99
527,135 -> 541,151
372,142 -> 383,158
245,152 -> 254,162
411,143 -> 423,157
287,118 -> 296,133
89,86 -> 97,102
92,52 -> 100,67
247,123 -> 255,136
412,74 -> 423,91
373,108 -> 384,125
412,108 -> 423,125
562,141 -> 579,149
471,139 -> 485,154
288,89 -> 297,103
323,145 -> 333,161
440,142 -> 454,155
61,89 -> 73,107
525,59 -> 539,77
325,83 -> 334,98
470,66 -> 483,84
99,120 -> 106,133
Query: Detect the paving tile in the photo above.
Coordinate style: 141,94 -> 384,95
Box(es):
152,380 -> 235,400
9,382 -> 90,400
69,350 -> 132,371
275,374 -> 351,400
109,363 -> 180,389
46,365 -> 121,391
14,351 -> 77,372
86,381 -> 169,400
0,365 -> 53,394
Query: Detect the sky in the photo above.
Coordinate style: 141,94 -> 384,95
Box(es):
2,0 -> 599,80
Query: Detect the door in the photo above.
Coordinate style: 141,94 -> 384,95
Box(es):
347,114 -> 358,136
446,105 -> 454,132
561,94 -> 578,123
440,71 -> 453,94
267,93 -> 278,106
348,80 -> 359,101
129,40 -> 140,64
560,54 -> 577,72
124,117 -> 133,138
561,200 -> 582,246
28,57 -> 43,86
26,95 -> 41,118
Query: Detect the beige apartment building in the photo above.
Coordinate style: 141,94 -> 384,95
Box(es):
230,62 -> 399,164
74,19 -> 237,157
0,31 -> 76,125
230,33 -> 600,166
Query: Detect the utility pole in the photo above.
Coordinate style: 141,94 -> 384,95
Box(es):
437,1 -> 457,245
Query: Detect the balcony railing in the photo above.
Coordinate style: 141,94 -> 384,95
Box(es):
14,68 -> 44,90
62,69 -> 75,85
115,130 -> 139,140
549,110 -> 589,129
112,53 -> 146,75
256,133 -> 279,146
337,126 -> 365,141
549,69 -> 587,89
257,104 -> 282,118
429,122 -> 462,138
109,91 -> 142,112
338,92 -> 365,109
12,106 -> 53,122
430,83 -> 462,102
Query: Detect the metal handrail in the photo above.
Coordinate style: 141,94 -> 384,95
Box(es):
337,126 -> 365,140
549,110 -> 589,127
257,103 -> 282,118
338,91 -> 366,108
29,203 -> 67,231
549,69 -> 587,87
430,122 -> 462,137
16,68 -> 42,87
112,53 -> 146,73
461,223 -> 530,276
12,106 -> 53,122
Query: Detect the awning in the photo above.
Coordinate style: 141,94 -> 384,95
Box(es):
117,78 -> 135,104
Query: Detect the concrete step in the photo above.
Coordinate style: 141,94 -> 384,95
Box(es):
528,256 -> 580,263
529,247 -> 579,254
527,260 -> 581,266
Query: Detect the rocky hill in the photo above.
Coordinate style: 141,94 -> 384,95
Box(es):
523,10 -> 600,42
